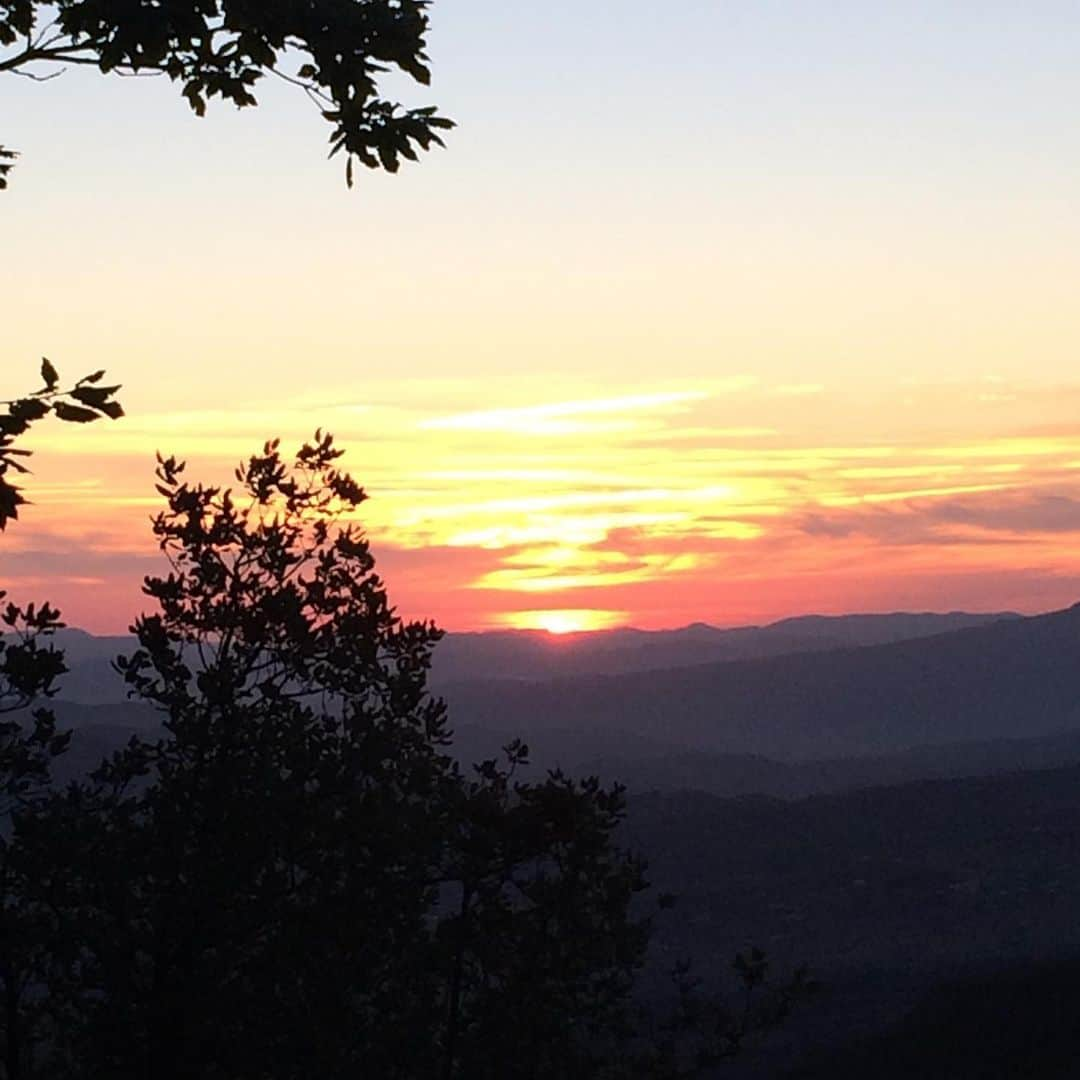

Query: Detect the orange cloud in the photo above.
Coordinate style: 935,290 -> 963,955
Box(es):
13,375 -> 1080,632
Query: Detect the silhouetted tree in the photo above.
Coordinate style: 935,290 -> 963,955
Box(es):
41,434 -> 653,1079
436,743 -> 651,1079
0,426 -> 809,1077
0,600 -> 68,1080
0,361 -> 122,1079
0,0 -> 452,187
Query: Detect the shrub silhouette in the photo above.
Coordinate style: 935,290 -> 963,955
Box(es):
37,433 -> 654,1079
1,424 -> 807,1077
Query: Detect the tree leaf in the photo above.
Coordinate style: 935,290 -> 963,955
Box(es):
41,358 -> 59,390
53,402 -> 99,424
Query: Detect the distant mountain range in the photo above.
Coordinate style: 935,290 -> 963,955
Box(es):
23,611 -> 1080,1078
24,605 -> 1080,798
442,603 -> 1080,759
430,610 -> 1017,682
39,609 -> 1019,703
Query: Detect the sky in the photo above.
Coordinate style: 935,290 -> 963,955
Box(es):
4,2 -> 1080,634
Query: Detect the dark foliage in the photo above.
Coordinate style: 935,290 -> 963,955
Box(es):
0,600 -> 68,811
0,600 -> 71,1080
26,434 -> 670,1079
0,362 -> 120,1080
0,360 -> 123,530
0,420 -> 803,1076
0,0 -> 452,187
0,145 -> 14,189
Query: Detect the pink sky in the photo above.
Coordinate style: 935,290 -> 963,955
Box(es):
5,6 -> 1080,632
9,376 -> 1080,634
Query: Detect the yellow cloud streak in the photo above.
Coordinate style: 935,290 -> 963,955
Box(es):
18,375 -> 1080,630
474,568 -> 658,593
391,485 -> 737,526
419,390 -> 711,435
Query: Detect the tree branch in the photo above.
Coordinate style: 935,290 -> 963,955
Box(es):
9,67 -> 63,82
0,41 -> 165,75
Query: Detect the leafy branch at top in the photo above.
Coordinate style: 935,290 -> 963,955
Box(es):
0,358 -> 124,530
0,0 -> 454,189
0,144 -> 15,189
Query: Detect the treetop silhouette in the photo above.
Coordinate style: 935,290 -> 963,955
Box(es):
0,0 -> 453,187
48,431 -> 656,1079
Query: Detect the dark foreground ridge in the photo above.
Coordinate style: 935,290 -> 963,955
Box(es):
15,605 -> 1080,1075
629,763 -> 1080,1077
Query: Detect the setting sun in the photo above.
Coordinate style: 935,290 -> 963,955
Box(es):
500,609 -> 628,635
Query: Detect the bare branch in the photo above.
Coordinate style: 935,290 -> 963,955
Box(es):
9,67 -> 63,82
269,67 -> 335,109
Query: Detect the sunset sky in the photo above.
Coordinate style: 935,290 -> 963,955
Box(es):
5,2 -> 1080,634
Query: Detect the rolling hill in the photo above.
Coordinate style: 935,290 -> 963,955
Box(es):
441,603 -> 1080,759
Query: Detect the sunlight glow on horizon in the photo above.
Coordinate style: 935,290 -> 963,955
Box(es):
13,372 -> 1080,634
6,3 -> 1080,632
500,610 -> 630,634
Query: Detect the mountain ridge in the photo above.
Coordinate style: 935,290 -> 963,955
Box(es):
39,609 -> 1021,698
440,602 -> 1080,759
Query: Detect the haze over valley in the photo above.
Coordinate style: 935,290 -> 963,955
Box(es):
29,603 -> 1080,1075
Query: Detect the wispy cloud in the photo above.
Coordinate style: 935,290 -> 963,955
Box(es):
775,383 -> 824,396
15,375 -> 1080,631
419,390 -> 710,435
